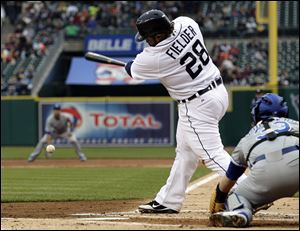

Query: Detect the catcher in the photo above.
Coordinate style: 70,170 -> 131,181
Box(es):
209,93 -> 299,227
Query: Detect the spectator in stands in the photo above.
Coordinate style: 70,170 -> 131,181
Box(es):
278,69 -> 290,86
86,15 -> 97,30
203,16 -> 215,31
66,3 -> 78,18
238,64 -> 253,83
65,22 -> 80,37
220,58 -> 236,82
245,17 -> 257,35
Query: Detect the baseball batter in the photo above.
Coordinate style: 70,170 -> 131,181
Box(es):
28,104 -> 87,162
125,9 -> 246,213
209,93 -> 299,227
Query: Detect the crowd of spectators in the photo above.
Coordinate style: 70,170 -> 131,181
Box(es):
1,1 -> 60,95
1,65 -> 34,96
1,1 -> 298,96
210,39 -> 298,87
211,40 -> 268,86
61,1 -> 259,37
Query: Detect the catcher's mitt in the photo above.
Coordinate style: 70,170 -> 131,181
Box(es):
209,184 -> 228,214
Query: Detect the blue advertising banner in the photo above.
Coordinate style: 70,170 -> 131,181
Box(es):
84,35 -> 148,56
39,100 -> 174,146
65,57 -> 160,85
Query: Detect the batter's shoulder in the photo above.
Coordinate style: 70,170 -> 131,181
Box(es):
173,16 -> 199,30
174,16 -> 196,23
135,49 -> 160,66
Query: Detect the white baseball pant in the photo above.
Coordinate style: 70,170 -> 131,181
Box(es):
155,84 -> 246,211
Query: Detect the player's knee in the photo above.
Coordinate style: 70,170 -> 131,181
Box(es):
226,192 -> 252,211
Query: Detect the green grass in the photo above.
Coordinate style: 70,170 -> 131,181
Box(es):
1,147 -> 176,160
1,167 -> 211,202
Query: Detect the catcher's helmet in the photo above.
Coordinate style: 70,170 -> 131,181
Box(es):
135,9 -> 172,42
251,93 -> 289,124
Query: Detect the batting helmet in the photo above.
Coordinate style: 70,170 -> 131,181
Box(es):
53,104 -> 61,110
135,9 -> 173,42
251,93 -> 289,124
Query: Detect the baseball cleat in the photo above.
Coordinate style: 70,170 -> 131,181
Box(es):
138,200 -> 178,214
28,155 -> 37,162
210,211 -> 248,227
79,154 -> 87,161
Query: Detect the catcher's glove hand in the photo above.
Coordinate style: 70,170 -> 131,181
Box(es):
209,184 -> 228,214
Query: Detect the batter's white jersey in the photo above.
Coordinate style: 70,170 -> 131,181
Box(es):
131,16 -> 220,100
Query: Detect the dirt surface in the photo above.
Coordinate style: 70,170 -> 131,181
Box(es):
1,159 -> 299,230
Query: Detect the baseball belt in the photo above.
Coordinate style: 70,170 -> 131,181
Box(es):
177,77 -> 223,104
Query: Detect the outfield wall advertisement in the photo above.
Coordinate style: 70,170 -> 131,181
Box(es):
39,101 -> 174,146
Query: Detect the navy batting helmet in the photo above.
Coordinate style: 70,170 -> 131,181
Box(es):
251,93 -> 289,124
53,104 -> 61,110
135,9 -> 173,42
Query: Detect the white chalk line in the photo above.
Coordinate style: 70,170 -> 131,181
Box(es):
81,220 -> 182,227
77,217 -> 129,221
186,173 -> 219,193
71,211 -> 138,216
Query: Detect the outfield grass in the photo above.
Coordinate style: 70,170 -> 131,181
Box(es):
1,167 -> 211,202
1,147 -> 176,160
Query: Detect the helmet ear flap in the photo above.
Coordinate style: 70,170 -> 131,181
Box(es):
251,99 -> 261,125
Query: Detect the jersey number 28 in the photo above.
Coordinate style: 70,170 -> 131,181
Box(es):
180,39 -> 209,79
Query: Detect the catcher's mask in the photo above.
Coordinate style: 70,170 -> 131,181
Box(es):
251,93 -> 289,124
135,9 -> 173,42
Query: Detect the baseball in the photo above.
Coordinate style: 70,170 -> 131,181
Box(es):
46,144 -> 55,153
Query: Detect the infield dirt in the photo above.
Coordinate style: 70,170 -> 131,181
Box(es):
1,159 -> 299,230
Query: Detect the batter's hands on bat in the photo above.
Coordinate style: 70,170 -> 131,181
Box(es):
209,184 -> 228,214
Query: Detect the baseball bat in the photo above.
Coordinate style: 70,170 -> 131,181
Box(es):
84,52 -> 126,66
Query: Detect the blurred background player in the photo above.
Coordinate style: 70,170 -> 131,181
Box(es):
28,104 -> 87,162
209,93 -> 299,227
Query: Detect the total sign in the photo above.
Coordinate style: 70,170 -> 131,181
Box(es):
40,101 -> 174,146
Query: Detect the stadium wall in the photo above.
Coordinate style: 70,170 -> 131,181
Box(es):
1,87 -> 298,146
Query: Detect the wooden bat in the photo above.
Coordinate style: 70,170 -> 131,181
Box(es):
84,52 -> 126,66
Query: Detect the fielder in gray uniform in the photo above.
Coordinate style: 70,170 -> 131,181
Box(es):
209,93 -> 299,227
28,104 -> 87,162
